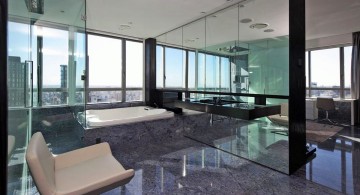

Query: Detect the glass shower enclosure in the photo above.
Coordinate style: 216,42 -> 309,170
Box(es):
7,0 -> 86,193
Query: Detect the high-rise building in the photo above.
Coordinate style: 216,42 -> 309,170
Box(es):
8,56 -> 25,107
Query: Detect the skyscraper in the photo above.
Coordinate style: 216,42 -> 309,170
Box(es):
8,56 -> 25,107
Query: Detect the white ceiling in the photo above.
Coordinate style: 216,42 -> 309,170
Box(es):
156,0 -> 289,49
86,0 -> 247,39
9,0 -> 85,27
306,0 -> 360,40
8,0 -> 360,44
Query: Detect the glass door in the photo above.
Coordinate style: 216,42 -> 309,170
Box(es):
7,13 -> 34,195
7,0 -> 87,193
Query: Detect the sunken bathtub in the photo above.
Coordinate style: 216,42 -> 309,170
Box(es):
80,106 -> 191,146
82,106 -> 174,128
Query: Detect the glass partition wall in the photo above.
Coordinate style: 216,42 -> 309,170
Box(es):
156,0 -> 290,173
7,0 -> 86,193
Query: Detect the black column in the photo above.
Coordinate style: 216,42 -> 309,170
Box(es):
289,0 -> 307,174
0,0 -> 8,193
144,38 -> 157,106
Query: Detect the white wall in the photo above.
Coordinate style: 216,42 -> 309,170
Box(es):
306,33 -> 352,50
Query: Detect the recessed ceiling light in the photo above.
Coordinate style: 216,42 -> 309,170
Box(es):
240,18 -> 253,23
249,23 -> 269,29
184,39 -> 195,43
119,24 -> 131,30
264,29 -> 274,32
60,10 -> 65,13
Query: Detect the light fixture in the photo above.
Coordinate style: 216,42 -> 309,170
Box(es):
184,39 -> 195,43
24,0 -> 44,14
249,23 -> 268,29
217,46 -> 249,53
240,18 -> 253,23
264,29 -> 274,32
119,24 -> 131,30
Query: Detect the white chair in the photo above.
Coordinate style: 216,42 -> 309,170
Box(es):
8,135 -> 15,161
267,103 -> 289,126
26,132 -> 134,195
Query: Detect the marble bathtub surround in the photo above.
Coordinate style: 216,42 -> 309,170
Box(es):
83,105 -> 290,173
83,110 -> 211,146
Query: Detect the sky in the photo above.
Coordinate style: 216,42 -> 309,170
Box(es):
307,47 -> 352,88
9,22 -> 143,89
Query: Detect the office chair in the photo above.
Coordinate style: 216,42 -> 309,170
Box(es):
316,97 -> 337,124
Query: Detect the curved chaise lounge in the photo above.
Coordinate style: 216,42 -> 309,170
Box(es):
26,132 -> 134,195
267,103 -> 289,126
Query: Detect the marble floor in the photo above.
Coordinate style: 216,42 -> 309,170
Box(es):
297,122 -> 360,195
183,117 -> 289,173
103,135 -> 339,194
7,117 -> 360,194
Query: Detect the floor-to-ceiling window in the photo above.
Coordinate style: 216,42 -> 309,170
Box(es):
188,51 -> 196,90
87,33 -> 144,103
156,46 -> 231,92
220,57 -> 230,92
306,46 -> 352,98
88,34 -> 122,103
125,40 -> 144,101
344,46 -> 352,98
156,45 -> 164,88
41,27 -> 69,105
164,47 -> 185,88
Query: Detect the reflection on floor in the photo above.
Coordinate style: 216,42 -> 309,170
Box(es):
104,136 -> 339,194
7,116 -> 360,194
295,121 -> 360,195
183,117 -> 289,173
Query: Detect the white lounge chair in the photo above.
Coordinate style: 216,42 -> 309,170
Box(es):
8,135 -> 15,161
267,103 -> 289,126
26,132 -> 134,195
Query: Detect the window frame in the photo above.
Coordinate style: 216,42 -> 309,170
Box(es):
86,32 -> 144,104
157,44 -> 232,93
306,45 -> 351,99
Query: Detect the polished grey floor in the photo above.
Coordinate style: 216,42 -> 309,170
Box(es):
183,117 -> 289,173
297,123 -> 360,195
104,135 -> 340,194
7,116 -> 360,194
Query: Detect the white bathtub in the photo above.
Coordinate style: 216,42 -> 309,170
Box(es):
81,106 -> 174,128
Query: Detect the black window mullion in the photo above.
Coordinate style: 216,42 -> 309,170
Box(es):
340,47 -> 345,98
185,50 -> 189,91
122,39 -> 126,102
37,34 -> 43,106
308,51 -> 311,97
163,46 -> 166,88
